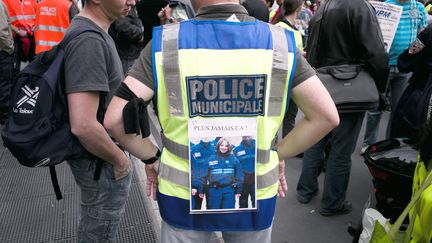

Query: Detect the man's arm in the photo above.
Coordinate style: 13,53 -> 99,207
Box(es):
0,4 -> 13,49
352,0 -> 389,93
104,76 -> 159,199
104,76 -> 159,160
276,75 -> 339,160
68,91 -> 130,179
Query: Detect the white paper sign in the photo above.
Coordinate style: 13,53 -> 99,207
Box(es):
188,118 -> 257,214
370,1 -> 403,52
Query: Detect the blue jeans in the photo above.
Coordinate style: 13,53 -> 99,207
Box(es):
296,112 -> 364,211
363,66 -> 411,145
67,158 -> 133,243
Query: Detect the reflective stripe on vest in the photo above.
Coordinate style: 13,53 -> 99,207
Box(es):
162,24 -> 184,116
34,24 -> 67,33
161,133 -> 272,164
155,21 -> 289,199
34,0 -> 71,54
158,150 -> 279,190
9,14 -> 35,22
275,21 -> 303,51
160,24 -> 289,118
152,20 -> 297,231
35,40 -> 59,47
267,24 -> 289,117
3,0 -> 36,30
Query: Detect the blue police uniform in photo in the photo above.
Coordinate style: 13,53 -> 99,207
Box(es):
190,140 -> 215,209
205,153 -> 244,209
233,138 -> 256,208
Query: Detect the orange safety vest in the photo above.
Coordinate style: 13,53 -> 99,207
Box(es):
3,0 -> 36,34
34,0 -> 71,54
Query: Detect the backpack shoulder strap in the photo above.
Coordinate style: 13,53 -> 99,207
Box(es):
59,27 -> 105,49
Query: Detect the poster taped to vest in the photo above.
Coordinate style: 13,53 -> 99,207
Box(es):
188,118 -> 257,213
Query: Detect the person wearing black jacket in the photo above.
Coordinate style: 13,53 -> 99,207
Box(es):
296,0 -> 389,216
241,0 -> 269,22
391,24 -> 432,141
109,6 -> 144,74
136,0 -> 167,45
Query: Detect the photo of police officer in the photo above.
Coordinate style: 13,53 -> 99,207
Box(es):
190,137 -> 215,210
189,133 -> 257,212
204,138 -> 244,210
233,136 -> 256,208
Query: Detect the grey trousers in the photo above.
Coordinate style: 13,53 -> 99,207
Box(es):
161,220 -> 273,243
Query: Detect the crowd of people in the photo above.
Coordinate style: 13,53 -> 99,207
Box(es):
1,0 -> 432,242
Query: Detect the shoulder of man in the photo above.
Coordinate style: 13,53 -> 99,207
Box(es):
65,31 -> 107,54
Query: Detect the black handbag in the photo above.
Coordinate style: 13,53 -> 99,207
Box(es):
317,64 -> 379,112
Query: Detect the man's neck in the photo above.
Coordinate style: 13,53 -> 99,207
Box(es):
285,15 -> 297,26
198,1 -> 239,9
79,7 -> 114,32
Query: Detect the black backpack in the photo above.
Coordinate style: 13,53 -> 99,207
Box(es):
1,27 -> 104,200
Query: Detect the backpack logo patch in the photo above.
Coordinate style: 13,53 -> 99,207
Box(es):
13,85 -> 39,114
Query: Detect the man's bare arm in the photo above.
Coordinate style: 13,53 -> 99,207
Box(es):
276,75 -> 339,160
104,76 -> 159,160
68,91 -> 130,176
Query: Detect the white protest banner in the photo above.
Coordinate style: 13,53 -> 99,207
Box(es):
370,1 -> 403,52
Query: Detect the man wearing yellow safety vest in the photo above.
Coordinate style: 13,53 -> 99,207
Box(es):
34,0 -> 73,54
3,0 -> 36,71
104,0 -> 340,241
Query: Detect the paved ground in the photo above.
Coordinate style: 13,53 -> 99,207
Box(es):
271,112 -> 390,243
0,128 -> 160,242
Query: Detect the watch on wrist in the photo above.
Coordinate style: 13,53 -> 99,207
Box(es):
168,17 -> 176,23
141,149 -> 161,164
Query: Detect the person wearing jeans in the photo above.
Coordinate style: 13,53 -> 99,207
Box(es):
362,66 -> 412,153
67,159 -> 132,242
297,113 -> 364,213
297,0 -> 389,216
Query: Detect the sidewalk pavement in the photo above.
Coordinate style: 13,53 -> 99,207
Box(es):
0,134 -> 159,242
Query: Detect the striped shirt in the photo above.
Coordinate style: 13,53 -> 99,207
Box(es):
386,0 -> 427,65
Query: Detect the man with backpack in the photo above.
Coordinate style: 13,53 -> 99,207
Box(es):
63,0 -> 136,241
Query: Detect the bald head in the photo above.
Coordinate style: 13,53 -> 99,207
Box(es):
190,0 -> 240,12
